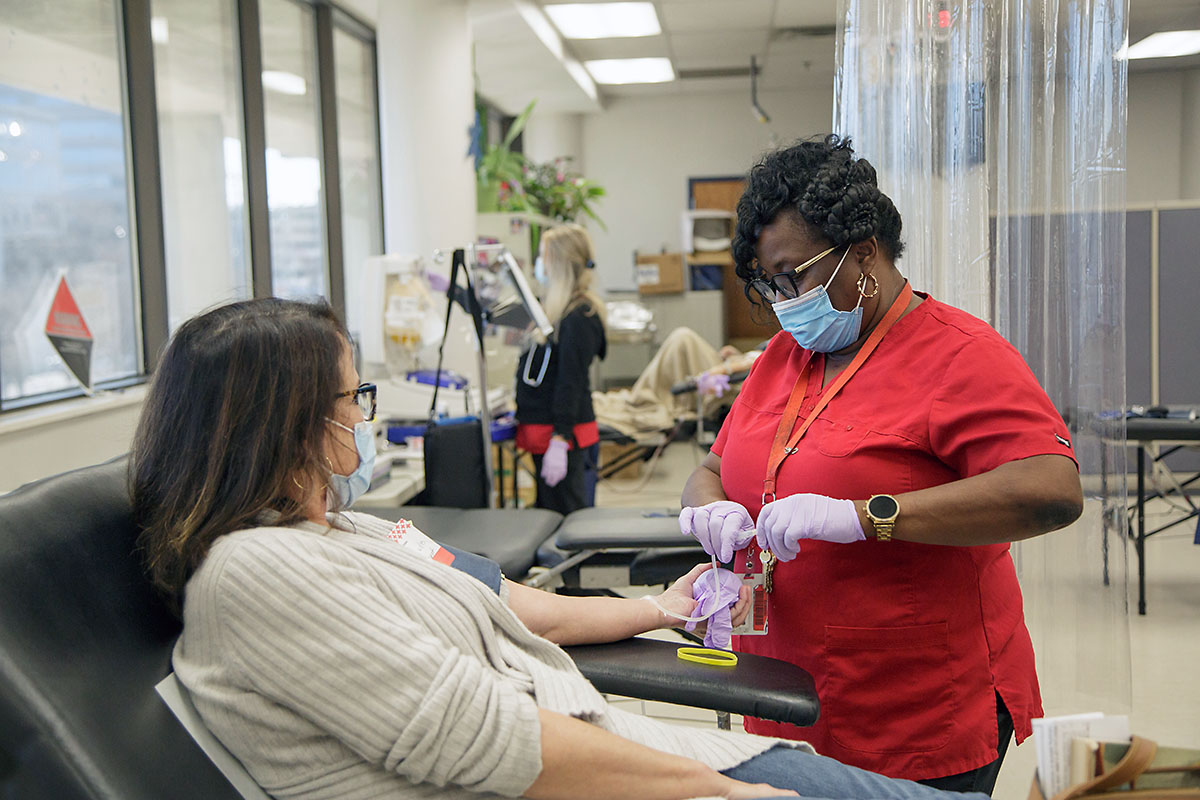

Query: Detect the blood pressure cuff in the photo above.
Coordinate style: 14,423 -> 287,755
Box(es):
440,543 -> 502,595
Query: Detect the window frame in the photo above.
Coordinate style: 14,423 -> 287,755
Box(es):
0,0 -> 382,413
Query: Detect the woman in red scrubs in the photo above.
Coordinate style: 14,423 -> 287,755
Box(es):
679,135 -> 1083,795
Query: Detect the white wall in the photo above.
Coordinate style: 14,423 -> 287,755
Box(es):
1128,71 -> 1186,204
376,0 -> 476,260
523,112 -> 584,167
0,391 -> 143,494
1123,68 -> 1200,205
577,87 -> 835,292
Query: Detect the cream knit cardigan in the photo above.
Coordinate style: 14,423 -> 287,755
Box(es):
174,511 -> 806,799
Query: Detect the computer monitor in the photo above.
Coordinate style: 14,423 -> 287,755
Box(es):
466,245 -> 554,340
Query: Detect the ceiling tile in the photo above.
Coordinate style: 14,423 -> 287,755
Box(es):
772,0 -> 840,30
659,0 -> 774,32
569,34 -> 669,61
669,30 -> 771,67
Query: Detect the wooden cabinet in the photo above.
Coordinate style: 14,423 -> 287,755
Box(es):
687,177 -> 779,344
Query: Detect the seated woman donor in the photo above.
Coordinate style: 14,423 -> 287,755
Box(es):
131,298 -> 991,800
680,135 -> 1084,795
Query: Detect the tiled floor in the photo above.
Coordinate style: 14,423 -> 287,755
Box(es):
593,441 -> 1200,800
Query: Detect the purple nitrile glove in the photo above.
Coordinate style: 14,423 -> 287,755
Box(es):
696,371 -> 731,398
425,270 -> 450,293
679,500 -> 755,563
541,438 -> 569,487
755,493 -> 865,562
685,567 -> 743,650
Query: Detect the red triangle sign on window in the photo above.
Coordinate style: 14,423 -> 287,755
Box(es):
44,276 -> 94,389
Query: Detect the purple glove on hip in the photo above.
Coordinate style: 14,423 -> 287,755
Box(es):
755,493 -> 865,562
679,500 -> 755,563
541,438 -> 569,487
696,371 -> 731,398
685,567 -> 743,650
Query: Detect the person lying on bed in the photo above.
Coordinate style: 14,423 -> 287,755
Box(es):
130,297 -> 987,800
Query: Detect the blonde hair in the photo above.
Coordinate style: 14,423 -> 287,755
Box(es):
540,223 -> 607,334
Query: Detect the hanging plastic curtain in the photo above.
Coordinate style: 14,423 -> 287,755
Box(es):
834,0 -> 1130,715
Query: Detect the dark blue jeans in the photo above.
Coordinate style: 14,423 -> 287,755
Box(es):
723,747 -> 991,800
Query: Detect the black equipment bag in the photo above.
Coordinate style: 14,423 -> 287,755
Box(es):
424,249 -> 489,508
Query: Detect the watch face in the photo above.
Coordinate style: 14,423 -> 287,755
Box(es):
869,495 -> 899,519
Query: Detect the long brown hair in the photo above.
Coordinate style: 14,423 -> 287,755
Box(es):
130,298 -> 349,607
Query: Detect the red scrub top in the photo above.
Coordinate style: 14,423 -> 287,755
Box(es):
712,293 -> 1076,781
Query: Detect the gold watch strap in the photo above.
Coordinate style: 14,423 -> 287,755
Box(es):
864,496 -> 898,542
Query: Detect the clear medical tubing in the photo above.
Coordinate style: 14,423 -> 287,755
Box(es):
834,0 -> 1130,715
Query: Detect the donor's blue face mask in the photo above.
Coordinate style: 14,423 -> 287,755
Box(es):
326,418 -> 376,508
771,246 -> 863,353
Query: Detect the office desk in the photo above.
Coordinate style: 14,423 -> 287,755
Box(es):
357,453 -> 426,510
1124,417 -> 1200,615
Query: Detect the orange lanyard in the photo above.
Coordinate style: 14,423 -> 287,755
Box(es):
762,282 -> 914,503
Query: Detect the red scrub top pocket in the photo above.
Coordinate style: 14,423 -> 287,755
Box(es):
822,622 -> 955,755
815,418 -> 872,458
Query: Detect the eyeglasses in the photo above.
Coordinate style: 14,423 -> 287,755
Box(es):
746,244 -> 839,303
335,382 -> 377,422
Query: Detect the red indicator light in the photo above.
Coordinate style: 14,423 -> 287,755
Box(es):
938,9 -> 951,28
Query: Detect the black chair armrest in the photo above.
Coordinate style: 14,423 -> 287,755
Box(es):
565,637 -> 818,728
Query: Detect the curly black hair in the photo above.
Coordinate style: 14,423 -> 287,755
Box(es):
732,135 -> 905,287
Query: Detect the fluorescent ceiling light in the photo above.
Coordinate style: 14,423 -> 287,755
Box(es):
151,16 -> 169,45
262,70 -> 307,96
1125,30 -> 1200,60
545,3 -> 661,39
585,57 -> 674,84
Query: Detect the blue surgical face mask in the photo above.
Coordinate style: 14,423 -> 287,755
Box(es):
325,418 -> 377,508
534,256 -> 547,284
771,246 -> 863,353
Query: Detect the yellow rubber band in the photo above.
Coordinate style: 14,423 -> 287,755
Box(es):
676,647 -> 739,667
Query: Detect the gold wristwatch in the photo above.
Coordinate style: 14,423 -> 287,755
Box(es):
864,494 -> 900,541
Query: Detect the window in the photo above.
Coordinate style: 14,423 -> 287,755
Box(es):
333,25 -> 383,340
260,0 -> 327,300
0,0 -> 141,406
151,0 -> 252,331
0,0 -> 379,411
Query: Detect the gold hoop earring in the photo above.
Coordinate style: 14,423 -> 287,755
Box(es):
292,475 -> 306,492
857,273 -> 879,298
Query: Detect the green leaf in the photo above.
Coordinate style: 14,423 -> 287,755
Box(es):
501,100 -> 537,150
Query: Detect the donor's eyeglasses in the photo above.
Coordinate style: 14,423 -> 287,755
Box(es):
335,382 -> 377,422
746,244 -> 838,303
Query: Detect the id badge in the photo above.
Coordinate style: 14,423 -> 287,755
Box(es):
730,546 -> 768,636
388,519 -> 455,565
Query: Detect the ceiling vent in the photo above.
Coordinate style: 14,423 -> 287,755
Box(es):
677,66 -> 754,80
771,24 -> 838,41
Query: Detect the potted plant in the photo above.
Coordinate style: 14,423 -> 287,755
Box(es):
474,101 -> 535,213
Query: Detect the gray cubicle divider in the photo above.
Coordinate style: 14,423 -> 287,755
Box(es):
1155,207 -> 1200,471
989,207 -> 1200,476
1125,210 -> 1152,409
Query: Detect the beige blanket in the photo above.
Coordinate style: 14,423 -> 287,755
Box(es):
593,327 -> 725,437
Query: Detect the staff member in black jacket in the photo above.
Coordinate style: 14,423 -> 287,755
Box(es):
515,224 -> 607,513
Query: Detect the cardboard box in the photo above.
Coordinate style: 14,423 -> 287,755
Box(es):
598,440 -> 643,480
636,253 -> 685,294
